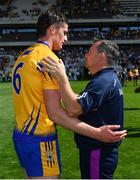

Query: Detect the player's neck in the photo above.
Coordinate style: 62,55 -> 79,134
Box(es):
38,37 -> 52,50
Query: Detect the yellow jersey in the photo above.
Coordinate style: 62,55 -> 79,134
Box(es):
12,41 -> 59,136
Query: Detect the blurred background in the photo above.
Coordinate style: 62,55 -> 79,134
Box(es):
0,0 -> 140,84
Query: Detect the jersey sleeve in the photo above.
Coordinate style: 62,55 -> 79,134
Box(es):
36,61 -> 59,90
42,72 -> 59,90
77,79 -> 107,113
28,45 -> 60,90
36,50 -> 60,90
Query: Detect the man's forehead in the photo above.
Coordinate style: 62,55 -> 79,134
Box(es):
55,22 -> 68,30
60,23 -> 68,33
90,43 -> 97,50
90,41 -> 102,50
61,22 -> 68,28
93,41 -> 101,47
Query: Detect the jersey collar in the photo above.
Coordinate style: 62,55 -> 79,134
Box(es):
92,67 -> 114,78
36,40 -> 50,48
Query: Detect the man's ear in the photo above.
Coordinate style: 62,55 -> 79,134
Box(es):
48,25 -> 56,34
99,52 -> 107,63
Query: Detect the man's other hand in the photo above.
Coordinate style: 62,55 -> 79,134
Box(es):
95,125 -> 127,143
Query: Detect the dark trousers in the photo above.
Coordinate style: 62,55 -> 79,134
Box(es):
79,147 -> 118,179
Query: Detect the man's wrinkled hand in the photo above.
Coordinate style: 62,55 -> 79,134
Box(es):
96,125 -> 127,143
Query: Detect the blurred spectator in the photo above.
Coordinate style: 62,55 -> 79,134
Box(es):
128,69 -> 133,82
133,67 -> 139,86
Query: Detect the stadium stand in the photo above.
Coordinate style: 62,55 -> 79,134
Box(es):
0,0 -> 140,82
0,0 -> 55,19
113,0 -> 140,17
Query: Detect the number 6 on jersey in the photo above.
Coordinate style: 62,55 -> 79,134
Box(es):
13,62 -> 24,94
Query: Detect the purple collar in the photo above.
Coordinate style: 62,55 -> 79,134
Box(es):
36,40 -> 50,48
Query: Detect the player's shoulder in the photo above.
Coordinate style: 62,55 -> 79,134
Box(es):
12,46 -> 38,72
35,43 -> 60,62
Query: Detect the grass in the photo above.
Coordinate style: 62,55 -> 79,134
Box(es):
0,81 -> 140,178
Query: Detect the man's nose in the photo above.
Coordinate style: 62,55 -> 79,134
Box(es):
85,53 -> 88,60
64,36 -> 68,42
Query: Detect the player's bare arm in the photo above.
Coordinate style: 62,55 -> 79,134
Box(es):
43,89 -> 127,143
41,57 -> 82,117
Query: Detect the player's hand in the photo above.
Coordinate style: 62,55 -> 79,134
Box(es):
95,125 -> 127,143
40,56 -> 67,82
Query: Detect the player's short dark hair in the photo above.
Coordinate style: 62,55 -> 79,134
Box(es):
37,9 -> 67,38
94,39 -> 120,66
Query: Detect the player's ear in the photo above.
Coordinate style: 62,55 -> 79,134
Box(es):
48,25 -> 56,34
100,52 -> 105,59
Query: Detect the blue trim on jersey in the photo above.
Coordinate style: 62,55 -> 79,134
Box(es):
21,116 -> 29,133
13,128 -> 57,143
38,62 -> 44,69
23,107 -> 34,134
29,104 -> 41,135
37,62 -> 55,84
36,40 -> 50,48
21,50 -> 33,56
